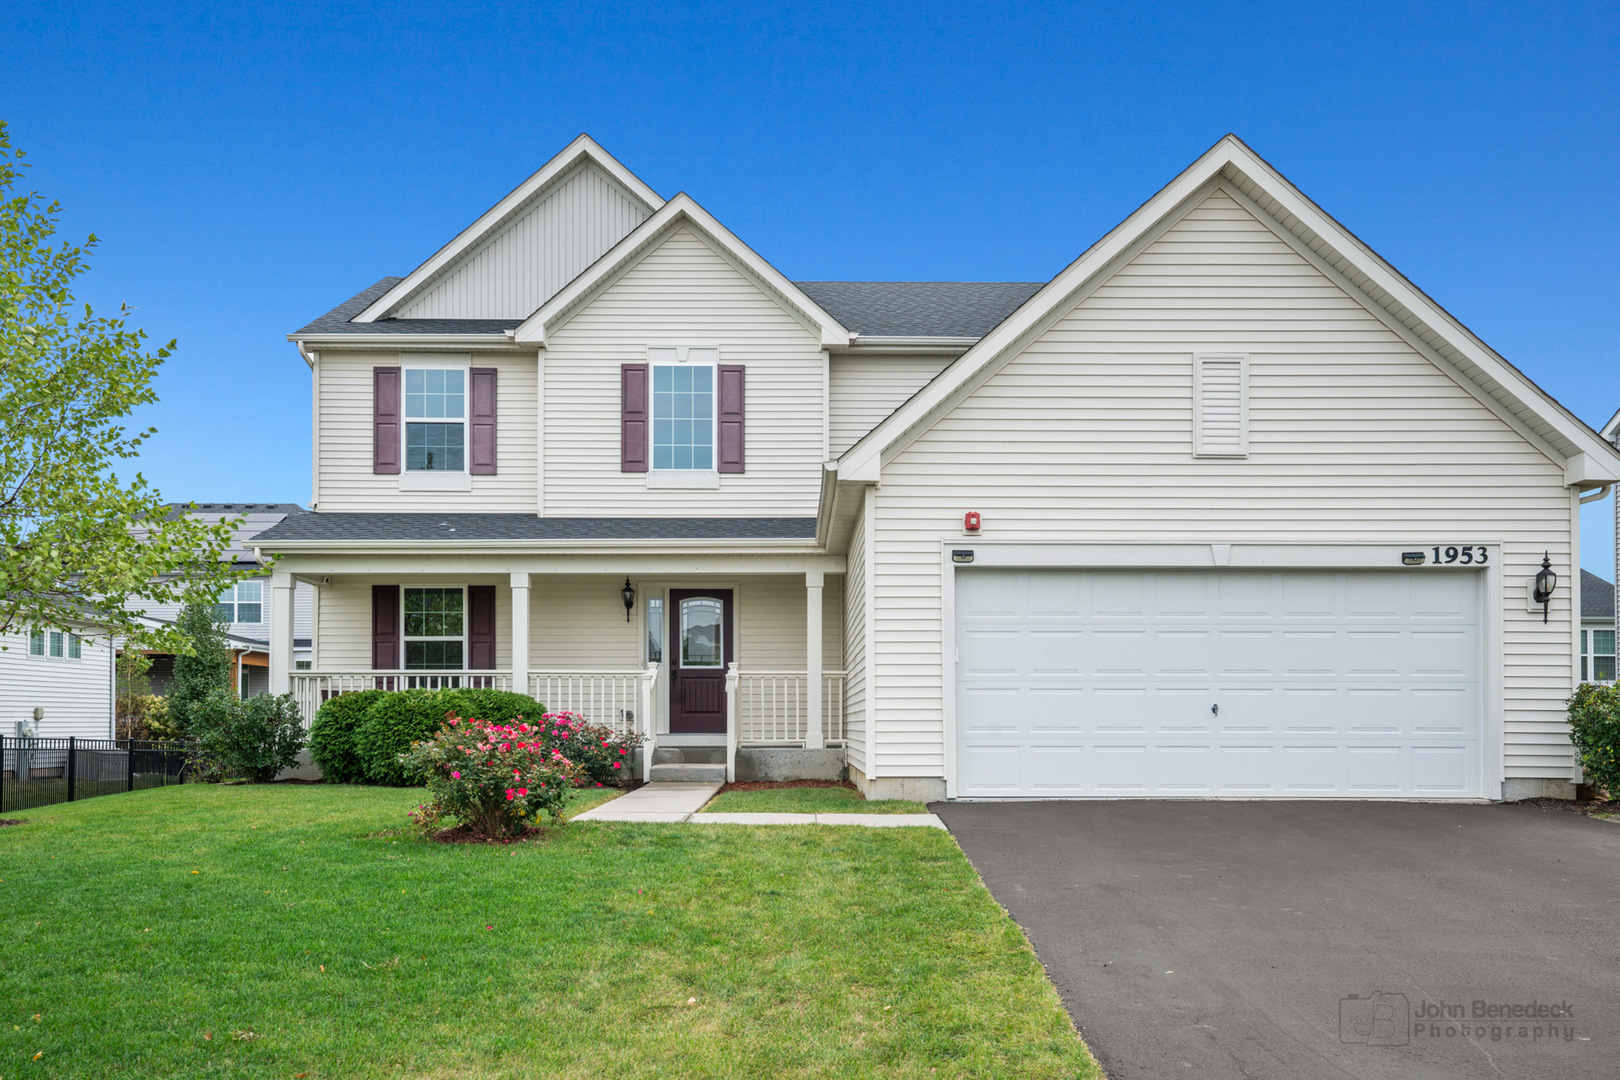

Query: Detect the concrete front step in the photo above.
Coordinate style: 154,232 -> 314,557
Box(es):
652,745 -> 726,765
648,762 -> 726,783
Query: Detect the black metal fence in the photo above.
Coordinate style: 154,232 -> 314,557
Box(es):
0,737 -> 190,815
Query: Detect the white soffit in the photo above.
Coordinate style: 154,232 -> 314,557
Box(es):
513,193 -> 852,348
839,134 -> 1620,484
354,134 -> 665,323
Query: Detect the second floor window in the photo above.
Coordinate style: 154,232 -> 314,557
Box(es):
405,368 -> 465,472
214,580 -> 264,624
652,362 -> 714,471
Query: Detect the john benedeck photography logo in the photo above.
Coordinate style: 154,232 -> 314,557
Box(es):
1340,993 -> 1578,1046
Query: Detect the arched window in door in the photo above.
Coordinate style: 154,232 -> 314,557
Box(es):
679,597 -> 723,668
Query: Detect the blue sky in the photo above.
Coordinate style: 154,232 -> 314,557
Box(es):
4,1 -> 1617,572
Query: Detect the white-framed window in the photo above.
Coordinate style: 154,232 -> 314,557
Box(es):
294,659 -> 312,671
403,586 -> 465,670
1583,628 -> 1615,683
646,595 -> 664,664
404,365 -> 467,473
649,347 -> 717,472
214,580 -> 264,624
33,630 -> 81,660
49,631 -> 64,658
28,629 -> 44,655
67,633 -> 81,659
1193,352 -> 1249,457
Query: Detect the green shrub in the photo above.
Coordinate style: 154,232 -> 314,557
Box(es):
1568,682 -> 1620,797
436,688 -> 546,726
189,690 -> 305,782
355,689 -> 449,786
308,689 -> 386,783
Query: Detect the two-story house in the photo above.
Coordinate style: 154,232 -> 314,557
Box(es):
256,134 -> 1620,802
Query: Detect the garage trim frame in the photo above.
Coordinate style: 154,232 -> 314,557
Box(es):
939,540 -> 1503,801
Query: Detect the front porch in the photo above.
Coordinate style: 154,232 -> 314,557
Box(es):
270,563 -> 846,783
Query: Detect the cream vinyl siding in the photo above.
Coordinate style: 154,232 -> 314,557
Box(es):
397,162 -> 652,319
542,226 -> 825,516
869,187 -> 1574,781
530,576 -> 641,670
829,355 -> 955,455
0,629 -> 112,739
315,351 -> 538,513
843,502 -> 870,775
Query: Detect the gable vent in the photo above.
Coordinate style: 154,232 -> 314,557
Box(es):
1194,354 -> 1248,457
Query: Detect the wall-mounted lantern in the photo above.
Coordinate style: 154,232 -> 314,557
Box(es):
1532,552 -> 1557,625
621,577 -> 637,623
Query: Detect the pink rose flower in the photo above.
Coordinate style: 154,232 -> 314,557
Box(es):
451,771 -> 461,779
517,788 -> 528,797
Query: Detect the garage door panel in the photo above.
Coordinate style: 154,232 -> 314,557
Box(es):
955,569 -> 1483,798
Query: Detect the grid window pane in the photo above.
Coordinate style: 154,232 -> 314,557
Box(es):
405,640 -> 464,670
29,630 -> 44,655
49,631 -> 64,658
67,634 -> 81,659
406,423 -> 465,471
1598,656 -> 1617,682
651,364 -> 716,471
404,588 -> 464,638
237,581 -> 262,602
646,597 -> 664,664
237,604 -> 262,623
405,368 -> 464,422
1594,630 -> 1615,657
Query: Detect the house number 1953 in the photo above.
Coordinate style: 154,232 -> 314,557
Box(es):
1430,545 -> 1488,565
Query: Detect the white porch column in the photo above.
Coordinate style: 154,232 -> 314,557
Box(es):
805,569 -> 824,750
510,572 -> 531,698
269,571 -> 294,695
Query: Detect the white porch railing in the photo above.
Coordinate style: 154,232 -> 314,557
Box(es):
735,670 -> 848,745
290,671 -> 513,726
530,670 -> 650,738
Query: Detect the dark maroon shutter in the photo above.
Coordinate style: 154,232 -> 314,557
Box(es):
467,585 -> 496,670
371,586 -> 399,670
621,363 -> 649,472
718,364 -> 745,473
469,368 -> 497,475
373,367 -> 401,474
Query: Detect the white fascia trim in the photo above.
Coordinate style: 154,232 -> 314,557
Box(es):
255,538 -> 827,555
834,336 -> 979,353
287,334 -> 531,351
352,135 -> 665,324
838,133 -> 1620,482
513,194 -> 853,349
1602,407 -> 1620,445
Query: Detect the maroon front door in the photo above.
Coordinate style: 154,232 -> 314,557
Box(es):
668,589 -> 734,734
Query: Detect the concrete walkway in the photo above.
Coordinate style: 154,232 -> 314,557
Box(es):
572,782 -> 946,827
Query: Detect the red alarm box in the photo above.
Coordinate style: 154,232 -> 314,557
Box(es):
963,511 -> 981,532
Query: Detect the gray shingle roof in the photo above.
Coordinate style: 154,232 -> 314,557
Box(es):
253,514 -> 818,543
294,278 -> 523,336
795,281 -> 1045,338
1582,569 -> 1614,620
295,278 -> 1048,340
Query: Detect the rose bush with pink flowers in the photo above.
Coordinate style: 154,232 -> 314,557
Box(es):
401,715 -> 578,836
530,711 -> 641,787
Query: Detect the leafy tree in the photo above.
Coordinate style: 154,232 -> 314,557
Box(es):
166,598 -> 233,737
0,120 -> 249,649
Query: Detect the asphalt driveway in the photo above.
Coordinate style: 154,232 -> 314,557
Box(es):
933,800 -> 1620,1080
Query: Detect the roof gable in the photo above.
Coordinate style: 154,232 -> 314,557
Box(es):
838,135 -> 1620,485
354,135 -> 663,323
514,194 -> 851,348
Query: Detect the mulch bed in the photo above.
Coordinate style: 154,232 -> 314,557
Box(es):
1519,796 -> 1620,818
718,779 -> 857,794
0,819 -> 26,827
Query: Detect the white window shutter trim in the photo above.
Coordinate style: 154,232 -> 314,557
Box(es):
1194,354 -> 1248,456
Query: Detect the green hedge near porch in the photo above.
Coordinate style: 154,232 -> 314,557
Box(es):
310,687 -> 549,786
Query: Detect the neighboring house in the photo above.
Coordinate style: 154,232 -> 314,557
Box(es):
1581,569 -> 1615,684
128,504 -> 315,698
0,621 -> 115,739
256,134 -> 1620,802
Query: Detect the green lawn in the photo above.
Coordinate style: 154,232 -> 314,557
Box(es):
703,785 -> 931,815
0,784 -> 1097,1079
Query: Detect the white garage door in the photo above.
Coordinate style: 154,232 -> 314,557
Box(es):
955,569 -> 1483,798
